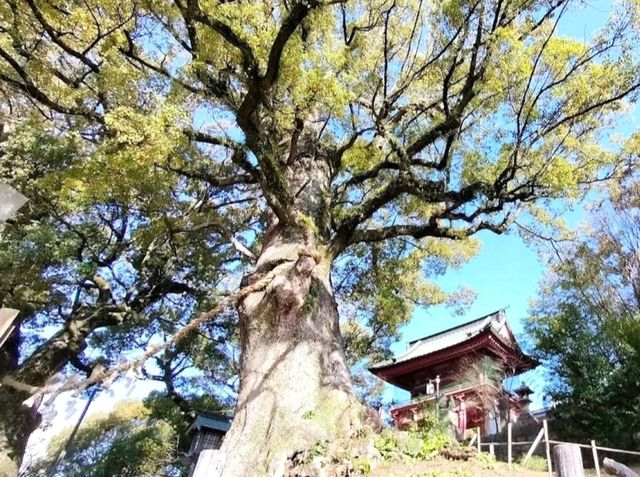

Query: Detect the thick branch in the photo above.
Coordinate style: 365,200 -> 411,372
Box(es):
188,3 -> 259,76
163,162 -> 256,188
0,48 -> 102,121
23,0 -> 101,73
348,216 -> 510,246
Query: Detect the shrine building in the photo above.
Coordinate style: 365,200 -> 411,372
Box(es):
369,310 -> 538,437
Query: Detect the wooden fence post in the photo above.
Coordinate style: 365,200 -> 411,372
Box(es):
489,443 -> 495,457
524,427 -> 546,465
553,443 -> 585,477
591,440 -> 601,477
544,419 -> 552,477
508,422 -> 512,469
477,427 -> 481,453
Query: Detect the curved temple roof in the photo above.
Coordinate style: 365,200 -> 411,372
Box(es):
368,309 -> 537,379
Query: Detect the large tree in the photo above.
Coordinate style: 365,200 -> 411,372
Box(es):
0,121 -> 239,474
2,0 -> 640,475
526,178 -> 640,449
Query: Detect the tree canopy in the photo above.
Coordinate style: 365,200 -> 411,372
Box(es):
0,119 -> 238,473
34,400 -> 182,477
526,179 -> 640,449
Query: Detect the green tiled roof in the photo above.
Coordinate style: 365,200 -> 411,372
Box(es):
190,414 -> 232,433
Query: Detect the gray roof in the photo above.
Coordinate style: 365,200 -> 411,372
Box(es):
189,414 -> 232,433
369,309 -> 515,370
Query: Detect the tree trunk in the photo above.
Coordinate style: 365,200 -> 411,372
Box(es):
0,387 -> 39,477
214,232 -> 361,477
0,328 -> 40,476
0,314 -> 95,472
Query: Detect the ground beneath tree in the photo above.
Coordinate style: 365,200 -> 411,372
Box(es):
369,458 -> 545,477
284,426 -> 640,477
369,458 -> 640,477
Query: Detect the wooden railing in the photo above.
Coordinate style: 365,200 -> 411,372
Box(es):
477,419 -> 640,477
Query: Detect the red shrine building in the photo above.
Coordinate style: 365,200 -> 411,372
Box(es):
369,310 -> 537,438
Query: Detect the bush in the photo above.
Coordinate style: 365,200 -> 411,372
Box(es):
374,425 -> 456,462
374,429 -> 399,459
476,451 -> 497,470
519,455 -> 548,471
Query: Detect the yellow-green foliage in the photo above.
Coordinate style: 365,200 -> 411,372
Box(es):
2,0 -> 636,202
519,455 -> 548,472
374,423 -> 455,463
341,233 -> 481,366
43,401 -> 179,477
343,140 -> 386,173
2,0 -> 637,250
476,451 -> 497,470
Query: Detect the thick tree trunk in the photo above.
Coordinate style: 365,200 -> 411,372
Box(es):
0,387 -> 39,477
211,156 -> 362,476
213,151 -> 361,476
0,317 -> 92,473
0,328 -> 40,476
214,235 -> 361,477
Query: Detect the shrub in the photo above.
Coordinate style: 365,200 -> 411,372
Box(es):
476,451 -> 497,470
519,455 -> 548,471
374,429 -> 399,459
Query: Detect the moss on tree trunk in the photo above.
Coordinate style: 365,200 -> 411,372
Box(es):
214,231 -> 361,477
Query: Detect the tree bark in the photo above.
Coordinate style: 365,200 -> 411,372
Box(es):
0,328 -> 40,476
213,155 -> 362,477
0,295 -> 160,468
0,313 -> 97,471
0,387 -> 40,477
214,234 -> 361,477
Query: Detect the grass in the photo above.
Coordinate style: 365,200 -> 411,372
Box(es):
369,453 -> 640,477
370,456 -> 547,477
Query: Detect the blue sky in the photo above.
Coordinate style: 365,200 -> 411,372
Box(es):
383,0 -> 632,406
385,229 -> 549,405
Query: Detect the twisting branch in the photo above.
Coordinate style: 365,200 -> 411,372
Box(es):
1,259 -> 297,401
347,215 -> 512,246
188,2 -> 259,76
162,162 -> 256,188
172,220 -> 257,261
0,47 -> 102,121
22,0 -> 102,73
183,128 -> 244,150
